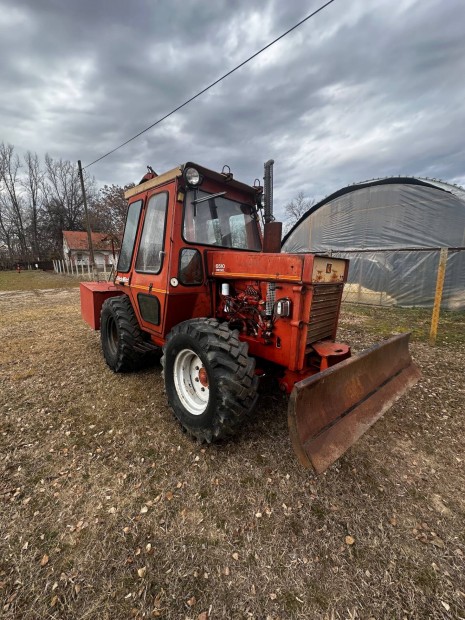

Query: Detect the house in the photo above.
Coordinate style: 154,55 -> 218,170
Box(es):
62,231 -> 120,268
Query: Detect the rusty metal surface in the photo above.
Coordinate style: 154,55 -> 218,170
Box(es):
262,221 -> 283,253
288,333 -> 420,473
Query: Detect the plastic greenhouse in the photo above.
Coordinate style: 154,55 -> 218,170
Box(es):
282,178 -> 465,310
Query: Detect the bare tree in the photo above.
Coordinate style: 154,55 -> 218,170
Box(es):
0,143 -> 28,257
42,155 -> 96,254
0,199 -> 15,262
283,191 -> 314,233
22,151 -> 44,259
89,183 -> 133,236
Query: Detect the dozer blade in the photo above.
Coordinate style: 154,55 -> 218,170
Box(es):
288,333 -> 420,474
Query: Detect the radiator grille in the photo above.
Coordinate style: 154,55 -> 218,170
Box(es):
306,284 -> 343,345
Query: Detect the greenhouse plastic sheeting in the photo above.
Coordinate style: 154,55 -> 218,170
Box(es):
282,183 -> 465,310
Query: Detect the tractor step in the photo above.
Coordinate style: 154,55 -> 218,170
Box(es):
288,333 -> 420,474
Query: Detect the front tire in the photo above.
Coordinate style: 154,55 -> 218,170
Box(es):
161,319 -> 259,442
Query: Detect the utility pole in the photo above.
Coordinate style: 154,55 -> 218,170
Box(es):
77,160 -> 96,279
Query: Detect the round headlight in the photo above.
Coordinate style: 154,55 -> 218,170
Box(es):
185,167 -> 200,186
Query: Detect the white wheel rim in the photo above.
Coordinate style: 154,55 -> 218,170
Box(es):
173,349 -> 209,415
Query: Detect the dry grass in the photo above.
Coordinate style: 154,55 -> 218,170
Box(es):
1,272 -> 464,619
0,269 -> 81,292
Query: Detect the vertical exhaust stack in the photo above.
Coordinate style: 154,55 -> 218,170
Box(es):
262,159 -> 282,253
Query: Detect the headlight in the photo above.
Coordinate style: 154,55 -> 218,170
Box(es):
184,167 -> 201,186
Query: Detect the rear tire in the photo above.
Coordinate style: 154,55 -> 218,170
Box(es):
161,319 -> 259,442
100,295 -> 149,372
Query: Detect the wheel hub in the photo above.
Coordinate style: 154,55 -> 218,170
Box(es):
198,367 -> 208,388
173,349 -> 210,415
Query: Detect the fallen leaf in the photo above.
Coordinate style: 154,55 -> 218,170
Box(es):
140,505 -> 148,514
74,584 -> 81,595
108,506 -> 116,514
21,542 -> 29,551
187,596 -> 196,607
431,538 -> 445,548
50,595 -> 58,607
198,612 -> 209,620
389,516 -> 397,526
222,566 -> 230,576
441,601 -> 450,611
270,592 -> 277,600
40,554 -> 49,567
165,491 -> 174,501
232,552 -> 239,561
137,567 -> 147,578
345,536 -> 355,546
146,543 -> 152,552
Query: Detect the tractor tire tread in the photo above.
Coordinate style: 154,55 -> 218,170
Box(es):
101,295 -> 154,372
161,318 -> 258,442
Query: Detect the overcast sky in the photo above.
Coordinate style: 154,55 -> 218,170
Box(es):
1,0 -> 464,218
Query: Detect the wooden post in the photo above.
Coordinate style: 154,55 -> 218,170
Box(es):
430,248 -> 448,345
78,160 -> 96,278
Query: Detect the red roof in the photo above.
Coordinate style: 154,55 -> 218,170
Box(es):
63,231 -> 120,251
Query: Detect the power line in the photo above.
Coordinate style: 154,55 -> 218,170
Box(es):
84,0 -> 336,169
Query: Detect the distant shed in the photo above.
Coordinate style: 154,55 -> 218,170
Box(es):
282,178 -> 465,310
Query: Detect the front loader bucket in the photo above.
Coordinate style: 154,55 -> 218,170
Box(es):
288,333 -> 420,474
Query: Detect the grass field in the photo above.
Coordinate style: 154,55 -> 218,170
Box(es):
0,269 -> 80,291
0,271 -> 464,619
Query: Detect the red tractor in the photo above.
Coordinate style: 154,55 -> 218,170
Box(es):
80,160 -> 419,473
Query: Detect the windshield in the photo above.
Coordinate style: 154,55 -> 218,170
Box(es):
183,190 -> 261,250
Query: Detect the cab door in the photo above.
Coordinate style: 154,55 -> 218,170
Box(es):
129,187 -> 172,340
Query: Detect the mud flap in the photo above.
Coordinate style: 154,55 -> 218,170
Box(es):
288,333 -> 420,474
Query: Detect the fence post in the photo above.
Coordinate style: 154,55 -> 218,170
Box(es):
430,248 -> 448,345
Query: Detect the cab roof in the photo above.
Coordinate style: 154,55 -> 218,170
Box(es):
124,162 -> 258,200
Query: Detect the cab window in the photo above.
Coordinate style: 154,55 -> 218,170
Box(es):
183,190 -> 261,250
135,193 -> 168,273
117,200 -> 142,273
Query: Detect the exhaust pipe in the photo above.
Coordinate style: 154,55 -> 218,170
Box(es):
263,159 -> 275,224
262,159 -> 282,253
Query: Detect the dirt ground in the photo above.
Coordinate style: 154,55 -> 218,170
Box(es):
1,271 -> 464,620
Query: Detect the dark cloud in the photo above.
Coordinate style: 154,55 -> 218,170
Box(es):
1,0 -> 464,219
